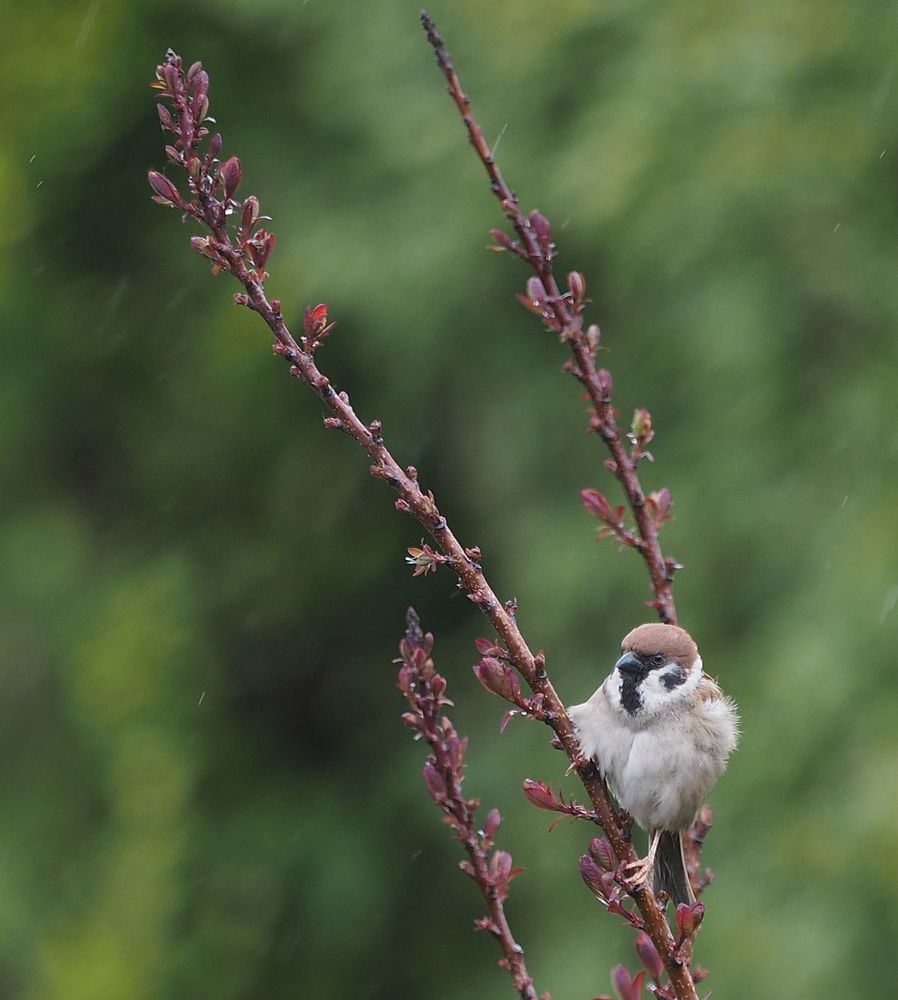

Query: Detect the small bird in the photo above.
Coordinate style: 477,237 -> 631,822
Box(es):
568,622 -> 738,904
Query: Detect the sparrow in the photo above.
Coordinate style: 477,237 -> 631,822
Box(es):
568,622 -> 739,904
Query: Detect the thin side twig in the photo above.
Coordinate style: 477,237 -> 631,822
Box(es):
397,609 -> 545,1000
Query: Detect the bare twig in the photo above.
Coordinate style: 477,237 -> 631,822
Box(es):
397,609 -> 545,1000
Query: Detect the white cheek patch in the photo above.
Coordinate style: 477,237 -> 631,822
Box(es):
611,655 -> 702,718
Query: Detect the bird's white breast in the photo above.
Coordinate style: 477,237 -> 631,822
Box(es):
568,679 -> 736,832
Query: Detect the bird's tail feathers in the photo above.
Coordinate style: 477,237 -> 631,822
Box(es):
653,830 -> 695,906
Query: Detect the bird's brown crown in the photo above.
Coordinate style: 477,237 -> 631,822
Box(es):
621,622 -> 698,666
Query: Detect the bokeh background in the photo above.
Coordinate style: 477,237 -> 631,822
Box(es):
3,1 -> 898,997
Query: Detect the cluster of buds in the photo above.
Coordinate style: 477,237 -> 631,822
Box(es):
581,485 -> 674,545
579,838 -> 646,931
405,542 -> 449,577
302,303 -> 336,353
396,610 -> 524,911
581,488 -> 642,549
148,51 -> 279,286
514,268 -> 590,344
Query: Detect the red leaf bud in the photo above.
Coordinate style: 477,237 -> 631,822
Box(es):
490,850 -> 513,882
586,323 -> 602,353
631,407 -> 654,442
675,902 -> 694,935
589,837 -> 616,870
147,170 -> 182,207
526,275 -> 546,305
396,664 -> 416,694
157,104 -> 175,131
567,270 -> 586,304
634,931 -> 664,984
579,854 -> 606,897
473,658 -> 521,703
483,808 -> 501,840
522,778 -> 564,812
208,133 -> 223,159
528,209 -> 552,247
422,763 -> 447,802
581,488 -> 612,521
611,965 -> 637,1000
242,195 -> 260,231
220,155 -> 242,199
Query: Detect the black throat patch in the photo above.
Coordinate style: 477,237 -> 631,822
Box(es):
619,676 -> 644,716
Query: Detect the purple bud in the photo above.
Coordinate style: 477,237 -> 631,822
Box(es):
589,837 -> 616,870
473,658 -> 521,704
157,104 -> 175,131
567,270 -> 586,304
581,488 -> 612,521
422,763 -> 447,802
147,170 -> 182,207
396,664 -> 416,694
490,850 -> 513,882
192,69 -> 209,99
208,133 -> 223,160
522,778 -> 563,812
193,94 -> 209,123
611,966 -> 633,1000
675,902 -> 694,935
220,155 -> 242,199
242,195 -> 260,231
528,209 -> 552,246
579,854 -> 606,897
483,808 -> 501,840
634,931 -> 664,984
526,275 -> 546,305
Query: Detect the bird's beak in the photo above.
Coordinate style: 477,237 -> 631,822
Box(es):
615,651 -> 646,678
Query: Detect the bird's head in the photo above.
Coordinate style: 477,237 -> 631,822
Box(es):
609,622 -> 702,718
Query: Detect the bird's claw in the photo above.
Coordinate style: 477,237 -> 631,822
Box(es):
619,856 -> 653,892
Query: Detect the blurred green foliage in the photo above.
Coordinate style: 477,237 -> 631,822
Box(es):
2,1 -> 898,997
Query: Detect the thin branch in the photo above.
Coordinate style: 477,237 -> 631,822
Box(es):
420,11 -> 680,625
148,47 -> 701,1000
397,609 -> 545,1000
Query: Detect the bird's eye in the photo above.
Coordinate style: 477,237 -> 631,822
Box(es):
651,653 -> 665,666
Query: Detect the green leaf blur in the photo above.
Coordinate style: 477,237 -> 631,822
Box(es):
2,2 -> 898,997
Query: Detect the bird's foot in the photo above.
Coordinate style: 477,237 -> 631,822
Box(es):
619,855 -> 654,893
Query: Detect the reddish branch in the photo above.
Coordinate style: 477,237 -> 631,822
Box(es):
420,12 -> 679,626
148,41 -> 707,1000
397,609 -> 544,1000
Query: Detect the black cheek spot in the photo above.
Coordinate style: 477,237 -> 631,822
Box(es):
661,668 -> 686,691
620,676 -> 643,716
